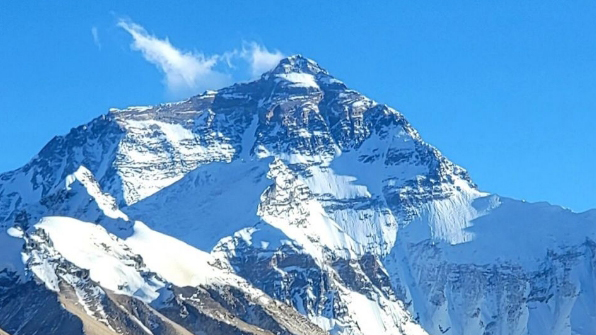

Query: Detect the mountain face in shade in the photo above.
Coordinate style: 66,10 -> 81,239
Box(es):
1,55 -> 595,335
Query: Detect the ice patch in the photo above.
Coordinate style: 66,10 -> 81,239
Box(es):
276,73 -> 319,89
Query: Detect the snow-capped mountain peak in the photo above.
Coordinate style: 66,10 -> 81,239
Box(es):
269,54 -> 329,76
1,55 -> 595,335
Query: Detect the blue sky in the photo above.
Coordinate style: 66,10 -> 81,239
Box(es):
1,1 -> 595,212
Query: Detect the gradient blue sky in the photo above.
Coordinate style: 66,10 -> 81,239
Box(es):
1,1 -> 595,212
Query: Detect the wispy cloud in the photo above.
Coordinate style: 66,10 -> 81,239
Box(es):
241,42 -> 285,79
91,26 -> 101,50
117,19 -> 231,97
117,18 -> 285,98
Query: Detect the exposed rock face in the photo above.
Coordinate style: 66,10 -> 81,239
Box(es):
0,55 -> 595,335
0,277 -> 85,335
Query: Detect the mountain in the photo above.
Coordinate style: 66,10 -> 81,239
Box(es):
0,55 -> 595,335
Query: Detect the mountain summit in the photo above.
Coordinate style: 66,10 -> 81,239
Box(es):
269,54 -> 329,75
1,56 -> 595,335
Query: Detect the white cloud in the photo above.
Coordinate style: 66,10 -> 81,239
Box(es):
117,19 -> 232,97
118,19 -> 285,98
241,42 -> 285,78
91,26 -> 101,50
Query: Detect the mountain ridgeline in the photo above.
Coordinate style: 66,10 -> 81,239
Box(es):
1,55 -> 595,335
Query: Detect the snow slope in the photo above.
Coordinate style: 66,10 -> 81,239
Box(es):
30,216 -> 164,302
